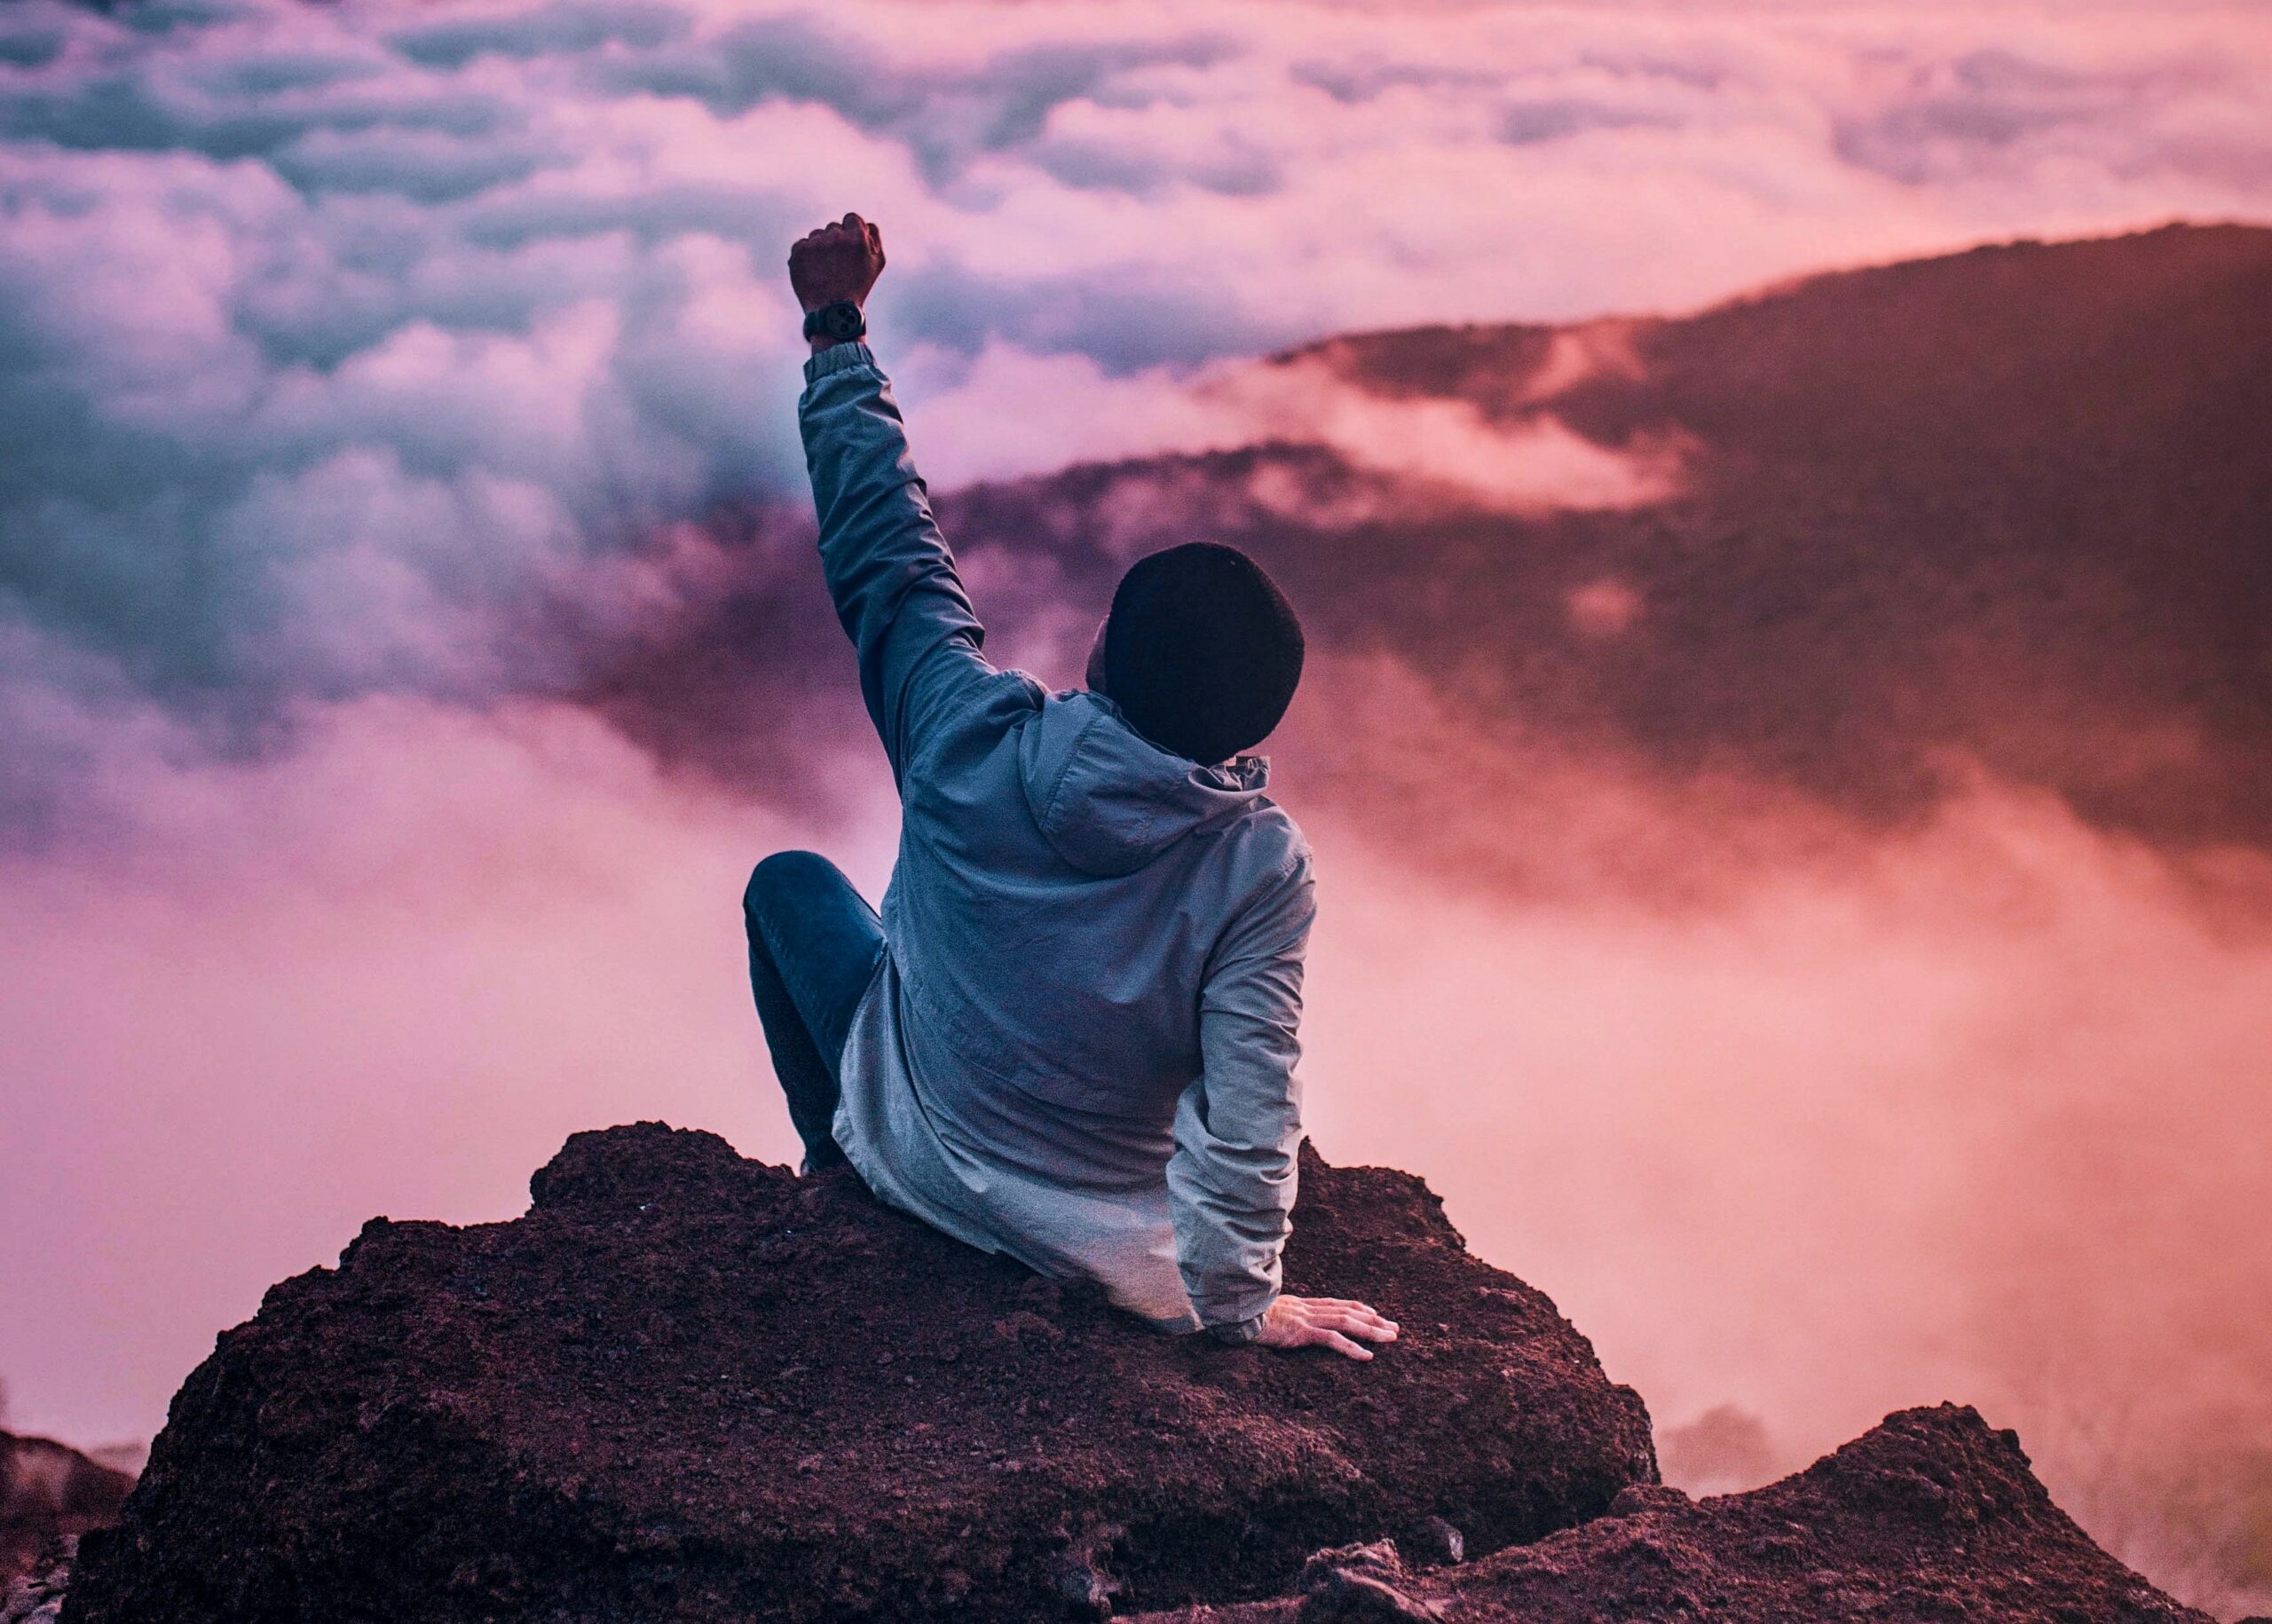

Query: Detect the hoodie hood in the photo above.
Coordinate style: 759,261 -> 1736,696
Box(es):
1017,690 -> 1271,877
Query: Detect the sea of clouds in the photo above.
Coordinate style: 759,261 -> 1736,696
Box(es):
4,0 -> 2272,1612
6,0 -> 2270,833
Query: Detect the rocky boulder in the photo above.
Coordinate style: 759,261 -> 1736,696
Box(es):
65,1123 -> 1656,1622
1127,1404 -> 2214,1622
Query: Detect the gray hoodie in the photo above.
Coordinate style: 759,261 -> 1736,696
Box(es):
801,342 -> 1315,1336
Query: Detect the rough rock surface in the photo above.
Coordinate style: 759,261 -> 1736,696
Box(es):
1,1545 -> 74,1624
65,1123 -> 1656,1622
1290,1541 -> 1442,1622
1,1432 -> 131,1588
1128,1405 -> 2214,1623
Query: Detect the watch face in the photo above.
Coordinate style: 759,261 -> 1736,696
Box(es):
825,303 -> 863,338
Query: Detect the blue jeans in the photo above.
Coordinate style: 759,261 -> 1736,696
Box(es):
742,851 -> 887,1171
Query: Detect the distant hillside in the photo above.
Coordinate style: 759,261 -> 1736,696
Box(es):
589,225 -> 2272,883
955,225 -> 2269,851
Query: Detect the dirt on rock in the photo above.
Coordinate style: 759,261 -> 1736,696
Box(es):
1127,1404 -> 2214,1623
64,1123 -> 1657,1623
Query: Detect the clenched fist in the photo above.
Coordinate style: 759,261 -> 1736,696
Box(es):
1252,1294 -> 1400,1360
788,212 -> 886,317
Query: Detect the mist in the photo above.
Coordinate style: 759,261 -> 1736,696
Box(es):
1296,743 -> 2272,1614
6,649 -> 2270,1612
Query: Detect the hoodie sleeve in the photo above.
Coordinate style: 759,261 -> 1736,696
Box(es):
799,342 -> 997,784
1166,841 -> 1317,1333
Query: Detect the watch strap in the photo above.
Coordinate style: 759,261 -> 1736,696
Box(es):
802,301 -> 867,343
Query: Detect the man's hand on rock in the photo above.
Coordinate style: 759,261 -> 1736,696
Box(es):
1252,1295 -> 1400,1360
788,213 -> 885,343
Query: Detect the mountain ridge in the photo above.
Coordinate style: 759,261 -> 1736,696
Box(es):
904,221 -> 2272,893
584,221 -> 2272,892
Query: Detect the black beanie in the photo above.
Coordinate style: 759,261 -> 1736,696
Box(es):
1103,543 -> 1305,765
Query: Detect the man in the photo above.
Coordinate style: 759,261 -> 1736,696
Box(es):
742,213 -> 1397,1360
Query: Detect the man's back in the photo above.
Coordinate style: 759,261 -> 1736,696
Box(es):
800,341 -> 1314,1334
766,211 -> 1392,1360
891,677 -> 1310,1180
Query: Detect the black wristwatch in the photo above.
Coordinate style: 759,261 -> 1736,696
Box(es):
802,300 -> 866,344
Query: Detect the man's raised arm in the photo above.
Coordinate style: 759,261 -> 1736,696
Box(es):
791,213 -> 991,782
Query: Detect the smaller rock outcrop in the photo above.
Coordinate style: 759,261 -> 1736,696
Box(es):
67,1123 -> 1656,1622
1,1548 -> 73,1624
1,1431 -> 131,1586
1130,1404 -> 2213,1622
1,1430 -> 134,1624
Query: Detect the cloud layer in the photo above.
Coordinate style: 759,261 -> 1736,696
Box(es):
4,0 -> 2271,836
